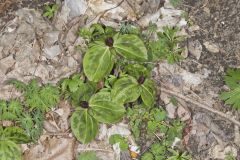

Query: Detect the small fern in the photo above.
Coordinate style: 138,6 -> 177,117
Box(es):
20,110 -> 44,142
0,100 -> 23,121
8,79 -> 60,112
0,126 -> 30,160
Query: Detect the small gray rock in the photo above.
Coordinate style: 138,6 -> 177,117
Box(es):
203,41 -> 220,53
188,40 -> 202,60
43,45 -> 61,59
0,55 -> 15,74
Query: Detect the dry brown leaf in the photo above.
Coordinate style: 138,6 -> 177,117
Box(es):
23,136 -> 75,160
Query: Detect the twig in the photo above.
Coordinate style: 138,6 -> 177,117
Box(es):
43,132 -> 70,136
78,148 -> 113,153
160,87 -> 240,127
153,132 -> 162,141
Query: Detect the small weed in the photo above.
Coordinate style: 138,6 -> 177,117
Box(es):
43,4 -> 59,19
148,26 -> 185,64
225,151 -> 236,160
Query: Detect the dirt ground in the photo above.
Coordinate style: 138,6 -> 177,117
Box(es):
0,0 -> 240,159
180,0 -> 240,159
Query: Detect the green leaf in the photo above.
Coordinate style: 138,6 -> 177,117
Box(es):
140,79 -> 156,107
150,143 -> 166,157
8,100 -> 22,117
89,92 -> 125,124
10,79 -> 60,112
43,12 -> 51,18
38,84 -> 60,112
0,100 -> 23,121
220,87 -> 240,109
43,4 -> 59,19
153,108 -> 166,122
61,74 -> 84,93
78,27 -> 92,39
109,134 -> 128,151
148,26 -> 184,63
83,41 -> 114,82
77,151 -> 99,160
113,34 -> 148,61
167,149 -> 192,160
111,76 -> 140,103
44,5 -> 52,11
224,68 -> 240,89
167,120 -> 184,142
147,121 -> 158,133
71,110 -> 98,144
71,82 -> 96,107
124,64 -> 150,79
20,109 -> 44,142
141,152 -> 154,160
119,22 -> 140,35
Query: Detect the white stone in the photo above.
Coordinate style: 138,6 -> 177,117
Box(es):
67,57 -> 78,68
65,0 -> 88,18
166,103 -> 176,119
43,45 -> 61,59
43,31 -> 60,46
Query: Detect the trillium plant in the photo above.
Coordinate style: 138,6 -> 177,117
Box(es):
61,24 -> 160,144
83,30 -> 148,82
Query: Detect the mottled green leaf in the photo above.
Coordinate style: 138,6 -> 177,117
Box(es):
113,34 -> 148,61
71,110 -> 98,144
71,82 -> 96,107
83,41 -> 114,82
140,79 -> 156,107
124,64 -> 150,79
89,92 -> 125,123
111,76 -> 140,103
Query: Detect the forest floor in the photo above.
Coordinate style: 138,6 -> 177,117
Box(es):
0,0 -> 240,160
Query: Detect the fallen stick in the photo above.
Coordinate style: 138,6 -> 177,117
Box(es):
161,87 -> 240,127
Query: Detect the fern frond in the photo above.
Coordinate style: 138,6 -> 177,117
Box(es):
0,127 -> 25,160
14,79 -> 60,112
1,126 -> 30,143
0,139 -> 21,160
20,109 -> 44,141
7,79 -> 27,92
0,100 -> 23,121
